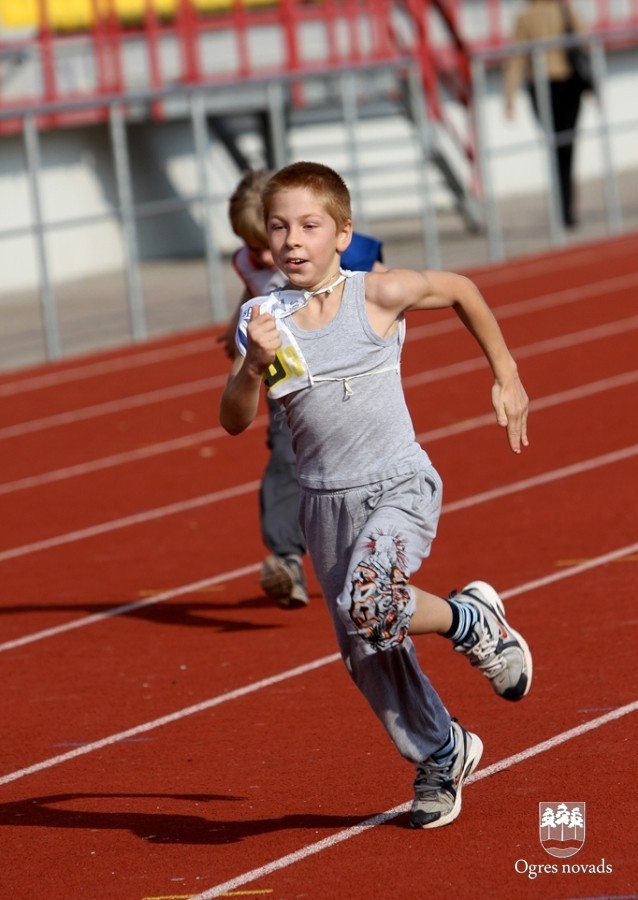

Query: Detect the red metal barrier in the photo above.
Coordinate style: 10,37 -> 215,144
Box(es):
0,0 -> 426,129
0,1 -> 636,142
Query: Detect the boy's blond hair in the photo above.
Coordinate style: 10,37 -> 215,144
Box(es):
262,161 -> 352,231
228,169 -> 272,247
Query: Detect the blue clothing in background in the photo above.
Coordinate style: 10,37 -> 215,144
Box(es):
342,232 -> 384,271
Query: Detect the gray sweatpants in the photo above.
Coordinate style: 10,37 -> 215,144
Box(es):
299,462 -> 451,764
260,395 -> 306,558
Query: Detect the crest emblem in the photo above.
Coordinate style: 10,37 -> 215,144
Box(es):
539,802 -> 586,858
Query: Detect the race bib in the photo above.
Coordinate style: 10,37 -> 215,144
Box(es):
235,291 -> 312,399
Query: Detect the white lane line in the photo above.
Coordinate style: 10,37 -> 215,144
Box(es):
414,369 -> 638,443
0,544 -> 635,786
474,237 -> 638,287
0,653 -> 342,786
444,445 -> 638,514
0,266 -> 636,397
0,479 -> 260,564
0,427 -> 230,496
0,417 -> 268,497
406,270 -> 638,342
499,541 -> 638,599
3,524 -> 636,656
0,335 -> 220,398
1,351 -> 635,499
402,315 -> 638,389
190,700 -> 638,900
0,376 -> 226,441
0,563 -> 261,653
4,271 -> 636,437
1,443 -> 635,571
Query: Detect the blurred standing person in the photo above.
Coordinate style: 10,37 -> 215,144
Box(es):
504,0 -> 590,228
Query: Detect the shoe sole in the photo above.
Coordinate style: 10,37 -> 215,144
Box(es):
462,580 -> 533,700
260,556 -> 309,609
276,587 -> 309,610
411,729 -> 484,830
260,555 -> 293,597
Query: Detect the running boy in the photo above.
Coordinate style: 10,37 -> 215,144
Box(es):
222,168 -> 385,609
219,161 -> 532,829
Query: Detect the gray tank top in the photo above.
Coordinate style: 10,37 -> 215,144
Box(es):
282,271 -> 430,490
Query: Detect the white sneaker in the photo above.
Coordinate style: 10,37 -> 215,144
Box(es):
410,721 -> 483,829
452,580 -> 532,701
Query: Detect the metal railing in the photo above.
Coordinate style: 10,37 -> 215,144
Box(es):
1,14 -> 637,366
1,60 -> 445,360
0,0 -> 441,129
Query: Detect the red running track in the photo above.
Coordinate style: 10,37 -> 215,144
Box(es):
1,234 -> 637,900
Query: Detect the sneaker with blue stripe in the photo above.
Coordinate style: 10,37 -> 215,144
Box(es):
452,580 -> 532,701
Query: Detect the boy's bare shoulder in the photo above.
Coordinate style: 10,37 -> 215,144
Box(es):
365,268 -> 429,308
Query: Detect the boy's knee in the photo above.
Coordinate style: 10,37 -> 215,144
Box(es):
339,557 -> 415,653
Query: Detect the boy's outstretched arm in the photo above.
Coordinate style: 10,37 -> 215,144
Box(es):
442,275 -> 528,454
219,306 -> 280,435
372,268 -> 529,453
436,272 -> 529,454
